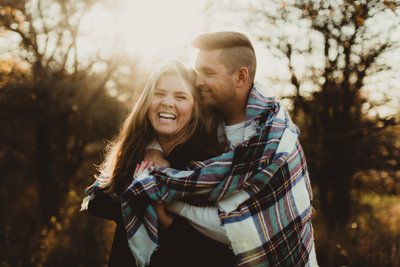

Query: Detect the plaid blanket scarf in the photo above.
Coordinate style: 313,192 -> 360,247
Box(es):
83,86 -> 317,267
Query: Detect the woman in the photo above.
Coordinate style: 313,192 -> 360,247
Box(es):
82,59 -> 234,267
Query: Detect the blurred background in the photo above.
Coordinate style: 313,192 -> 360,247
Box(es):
0,0 -> 399,266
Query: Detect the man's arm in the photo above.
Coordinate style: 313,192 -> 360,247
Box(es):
166,201 -> 230,244
143,147 -> 227,238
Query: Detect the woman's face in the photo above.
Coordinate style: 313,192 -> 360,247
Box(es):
148,74 -> 195,140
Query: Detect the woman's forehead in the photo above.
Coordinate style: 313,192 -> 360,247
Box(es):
157,74 -> 193,91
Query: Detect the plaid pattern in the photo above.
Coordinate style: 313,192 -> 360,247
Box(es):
83,86 -> 317,267
121,86 -> 317,266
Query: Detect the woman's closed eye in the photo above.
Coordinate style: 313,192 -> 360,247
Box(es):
175,93 -> 189,100
154,91 -> 165,97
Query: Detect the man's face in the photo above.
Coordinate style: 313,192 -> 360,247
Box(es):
194,49 -> 236,111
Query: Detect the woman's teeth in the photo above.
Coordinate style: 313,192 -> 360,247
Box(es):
159,112 -> 176,120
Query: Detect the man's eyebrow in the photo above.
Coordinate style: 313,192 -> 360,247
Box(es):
197,66 -> 214,72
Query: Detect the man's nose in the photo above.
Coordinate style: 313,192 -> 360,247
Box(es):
195,75 -> 205,87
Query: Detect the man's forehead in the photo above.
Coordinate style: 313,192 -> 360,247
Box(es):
195,50 -> 223,69
197,49 -> 221,59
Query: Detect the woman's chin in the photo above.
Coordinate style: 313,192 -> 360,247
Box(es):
155,129 -> 180,140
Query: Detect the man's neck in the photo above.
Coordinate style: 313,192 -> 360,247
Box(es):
224,84 -> 253,126
222,99 -> 247,126
223,112 -> 246,126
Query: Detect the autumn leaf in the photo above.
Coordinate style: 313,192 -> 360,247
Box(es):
383,0 -> 398,12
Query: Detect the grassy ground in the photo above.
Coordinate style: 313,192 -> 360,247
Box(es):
314,192 -> 400,267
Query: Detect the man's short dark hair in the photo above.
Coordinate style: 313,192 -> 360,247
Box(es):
192,31 -> 257,83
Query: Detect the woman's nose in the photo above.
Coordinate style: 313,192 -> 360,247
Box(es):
161,95 -> 174,107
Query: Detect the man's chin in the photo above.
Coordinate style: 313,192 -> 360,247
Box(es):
203,100 -> 220,112
201,97 -> 213,105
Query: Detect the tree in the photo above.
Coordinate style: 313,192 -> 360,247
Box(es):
285,0 -> 399,228
0,0 -> 136,265
0,0 -> 101,77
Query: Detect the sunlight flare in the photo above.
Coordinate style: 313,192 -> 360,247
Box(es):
80,0 -> 205,62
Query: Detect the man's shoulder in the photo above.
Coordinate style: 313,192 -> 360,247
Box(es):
246,83 -> 281,119
252,82 -> 275,99
250,84 -> 279,105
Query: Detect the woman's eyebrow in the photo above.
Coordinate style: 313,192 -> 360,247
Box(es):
174,91 -> 190,96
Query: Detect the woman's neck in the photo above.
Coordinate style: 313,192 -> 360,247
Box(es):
158,135 -> 186,156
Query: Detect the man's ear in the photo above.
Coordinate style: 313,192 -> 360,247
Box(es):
235,67 -> 250,86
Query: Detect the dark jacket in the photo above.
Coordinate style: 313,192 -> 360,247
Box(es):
87,140 -> 235,267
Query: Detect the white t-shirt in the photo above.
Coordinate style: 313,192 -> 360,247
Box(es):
224,121 -> 245,149
166,121 -> 248,244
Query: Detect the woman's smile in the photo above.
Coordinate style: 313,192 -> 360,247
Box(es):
158,112 -> 177,120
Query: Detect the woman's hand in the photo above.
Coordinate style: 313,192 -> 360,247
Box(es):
133,160 -> 153,178
134,160 -> 174,229
144,149 -> 170,167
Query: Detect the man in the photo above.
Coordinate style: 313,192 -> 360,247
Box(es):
136,31 -> 318,266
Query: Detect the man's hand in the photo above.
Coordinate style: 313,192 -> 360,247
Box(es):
152,201 -> 174,229
144,149 -> 170,167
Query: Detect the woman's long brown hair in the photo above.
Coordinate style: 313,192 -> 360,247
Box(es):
96,59 -> 216,196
